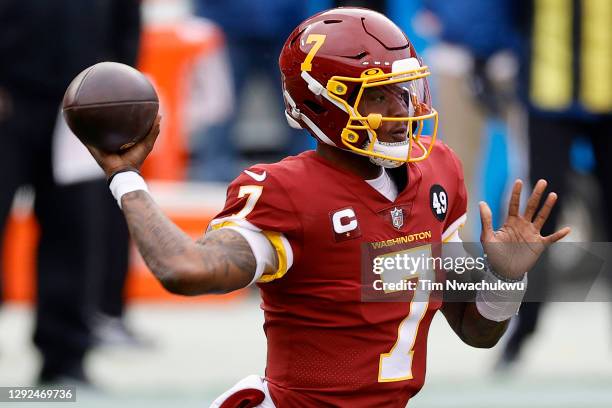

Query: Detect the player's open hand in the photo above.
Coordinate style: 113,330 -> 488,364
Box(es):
479,179 -> 571,280
86,115 -> 161,179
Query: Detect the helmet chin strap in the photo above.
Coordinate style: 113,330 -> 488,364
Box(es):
364,139 -> 409,168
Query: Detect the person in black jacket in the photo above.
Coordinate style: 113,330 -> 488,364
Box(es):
0,0 -> 140,383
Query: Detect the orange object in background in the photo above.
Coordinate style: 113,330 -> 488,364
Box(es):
138,19 -> 224,181
1,212 -> 39,302
1,183 -> 241,303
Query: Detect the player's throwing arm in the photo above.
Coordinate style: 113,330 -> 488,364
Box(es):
62,62 -> 267,296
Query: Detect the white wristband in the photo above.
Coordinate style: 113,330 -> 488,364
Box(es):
109,171 -> 148,209
475,269 -> 528,322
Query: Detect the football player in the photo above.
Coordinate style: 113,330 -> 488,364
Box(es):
85,8 -> 570,408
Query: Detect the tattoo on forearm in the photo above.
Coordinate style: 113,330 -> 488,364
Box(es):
121,191 -> 189,279
195,228 -> 257,292
121,191 -> 256,294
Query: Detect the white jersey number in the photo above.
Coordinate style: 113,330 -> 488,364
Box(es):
233,185 -> 263,219
378,245 -> 434,382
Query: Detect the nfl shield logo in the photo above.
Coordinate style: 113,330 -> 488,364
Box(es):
390,207 -> 404,230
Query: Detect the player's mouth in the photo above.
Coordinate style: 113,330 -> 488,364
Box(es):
388,127 -> 408,143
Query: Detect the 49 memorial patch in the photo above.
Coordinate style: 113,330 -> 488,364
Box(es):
429,184 -> 448,222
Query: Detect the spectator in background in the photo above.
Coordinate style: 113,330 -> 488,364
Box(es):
497,0 -> 612,368
190,0 -> 311,182
0,0 -> 140,383
422,0 -> 523,240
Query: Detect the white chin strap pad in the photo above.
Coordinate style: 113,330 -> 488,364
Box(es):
370,156 -> 405,168
365,140 -> 409,168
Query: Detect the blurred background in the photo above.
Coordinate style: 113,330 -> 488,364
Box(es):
0,0 -> 611,407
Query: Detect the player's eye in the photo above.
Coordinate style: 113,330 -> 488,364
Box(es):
375,94 -> 386,103
365,89 -> 386,104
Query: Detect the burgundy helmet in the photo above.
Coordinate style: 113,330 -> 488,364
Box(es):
279,7 -> 438,166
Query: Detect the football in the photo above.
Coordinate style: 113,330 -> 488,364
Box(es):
62,61 -> 159,153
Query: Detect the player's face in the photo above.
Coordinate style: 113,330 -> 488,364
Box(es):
357,79 -> 428,144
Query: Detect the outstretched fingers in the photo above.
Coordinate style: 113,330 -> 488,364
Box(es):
543,226 -> 571,244
507,179 -> 523,217
524,179 -> 547,220
533,192 -> 558,230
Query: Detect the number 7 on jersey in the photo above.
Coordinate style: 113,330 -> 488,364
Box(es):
233,185 -> 263,219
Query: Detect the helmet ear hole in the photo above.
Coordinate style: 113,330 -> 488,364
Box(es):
303,99 -> 327,115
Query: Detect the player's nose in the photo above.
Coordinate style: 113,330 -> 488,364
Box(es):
378,96 -> 410,143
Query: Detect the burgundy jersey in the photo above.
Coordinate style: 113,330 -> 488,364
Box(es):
211,142 -> 467,407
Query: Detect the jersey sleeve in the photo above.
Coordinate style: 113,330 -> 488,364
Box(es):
442,148 -> 468,242
208,166 -> 302,283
